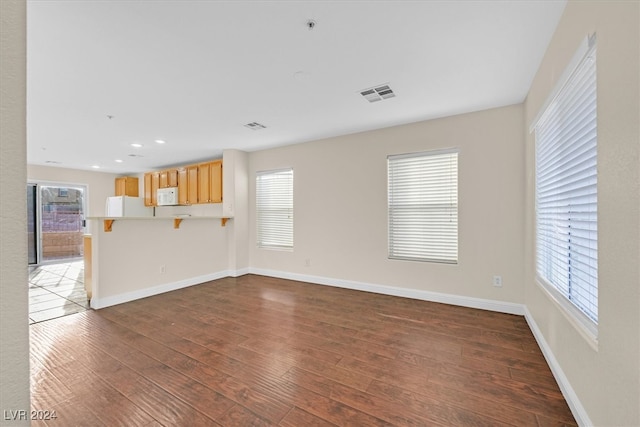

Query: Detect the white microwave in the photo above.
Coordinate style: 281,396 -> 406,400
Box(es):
157,187 -> 179,206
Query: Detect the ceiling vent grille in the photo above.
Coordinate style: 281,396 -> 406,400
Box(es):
244,122 -> 267,130
360,84 -> 396,103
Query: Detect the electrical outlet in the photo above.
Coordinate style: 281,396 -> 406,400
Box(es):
493,275 -> 502,287
160,264 -> 166,274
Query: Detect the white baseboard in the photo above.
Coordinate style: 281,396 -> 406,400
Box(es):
90,270 -> 230,309
524,307 -> 591,427
228,267 -> 251,277
249,267 -> 525,315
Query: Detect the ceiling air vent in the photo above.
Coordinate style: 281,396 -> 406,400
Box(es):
360,84 -> 396,103
244,122 -> 267,130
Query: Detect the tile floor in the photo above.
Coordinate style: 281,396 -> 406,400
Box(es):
28,260 -> 89,324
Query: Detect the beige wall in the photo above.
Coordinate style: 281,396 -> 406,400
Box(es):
224,149 -> 250,274
249,104 -> 525,305
0,0 -> 30,425
524,1 -> 640,425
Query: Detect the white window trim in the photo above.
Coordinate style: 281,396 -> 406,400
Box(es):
536,277 -> 598,351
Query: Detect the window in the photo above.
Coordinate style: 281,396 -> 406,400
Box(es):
256,168 -> 293,250
534,37 -> 597,327
388,149 -> 458,263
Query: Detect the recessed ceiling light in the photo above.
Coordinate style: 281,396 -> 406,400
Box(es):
115,159 -> 123,163
154,139 -> 166,144
91,165 -> 100,169
131,143 -> 143,148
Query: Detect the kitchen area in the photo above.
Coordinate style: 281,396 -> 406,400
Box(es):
84,149 -> 248,310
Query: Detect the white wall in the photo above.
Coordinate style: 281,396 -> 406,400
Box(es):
249,104 -> 525,307
0,0 -> 30,424
524,1 -> 640,425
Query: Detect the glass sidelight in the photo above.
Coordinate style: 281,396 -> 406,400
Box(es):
28,183 -> 87,265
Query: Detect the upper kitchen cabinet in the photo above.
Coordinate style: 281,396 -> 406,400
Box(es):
115,176 -> 139,197
160,169 -> 178,188
144,172 -> 160,206
144,159 -> 222,206
197,160 -> 222,204
177,166 -> 199,205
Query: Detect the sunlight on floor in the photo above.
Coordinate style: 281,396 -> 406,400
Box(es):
28,260 -> 88,324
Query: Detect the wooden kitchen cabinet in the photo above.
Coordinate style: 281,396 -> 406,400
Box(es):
143,173 -> 152,206
177,167 -> 198,205
143,159 -> 221,206
209,160 -> 222,203
159,169 -> 178,188
177,168 -> 188,205
115,176 -> 139,197
144,172 -> 160,206
197,160 -> 222,204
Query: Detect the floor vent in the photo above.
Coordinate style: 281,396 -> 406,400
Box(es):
244,122 -> 267,130
360,84 -> 396,103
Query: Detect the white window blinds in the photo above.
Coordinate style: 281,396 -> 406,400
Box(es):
388,149 -> 458,263
535,40 -> 597,325
256,168 -> 293,250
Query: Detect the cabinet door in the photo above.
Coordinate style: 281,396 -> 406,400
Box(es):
143,174 -> 153,206
159,171 -> 169,188
159,170 -> 178,189
187,166 -> 199,204
167,169 -> 178,188
151,172 -> 160,206
126,177 -> 139,197
115,177 -> 126,196
209,161 -> 223,203
197,163 -> 211,203
118,177 -> 139,197
177,168 -> 189,205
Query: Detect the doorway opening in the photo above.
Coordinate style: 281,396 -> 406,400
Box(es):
27,182 -> 89,323
28,183 -> 87,265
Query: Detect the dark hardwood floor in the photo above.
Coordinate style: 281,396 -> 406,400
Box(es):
30,274 -> 576,426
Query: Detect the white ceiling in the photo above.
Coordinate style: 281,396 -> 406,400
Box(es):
27,0 -> 566,174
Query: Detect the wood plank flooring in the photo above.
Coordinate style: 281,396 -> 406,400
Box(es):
30,274 -> 576,426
